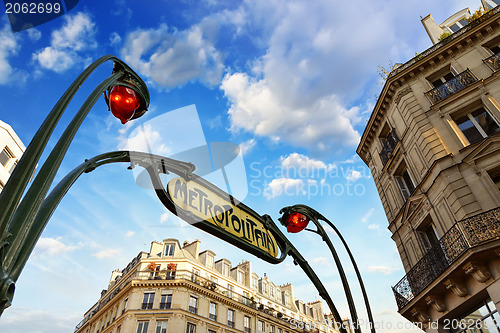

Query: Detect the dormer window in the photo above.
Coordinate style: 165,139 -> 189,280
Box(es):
446,18 -> 469,33
206,255 -> 214,269
164,244 -> 175,256
222,263 -> 230,277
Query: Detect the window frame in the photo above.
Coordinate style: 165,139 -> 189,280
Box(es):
136,321 -> 149,333
155,320 -> 168,333
164,243 -> 175,256
142,291 -> 155,310
453,106 -> 500,145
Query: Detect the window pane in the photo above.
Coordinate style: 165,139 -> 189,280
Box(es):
156,321 -> 167,333
472,109 -> 500,137
456,115 -> 483,144
0,148 -> 12,167
137,322 -> 149,333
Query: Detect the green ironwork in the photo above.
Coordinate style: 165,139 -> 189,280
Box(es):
280,204 -> 376,333
0,55 -> 150,315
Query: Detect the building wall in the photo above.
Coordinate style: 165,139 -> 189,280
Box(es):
357,3 -> 500,331
75,239 -> 339,333
0,120 -> 26,191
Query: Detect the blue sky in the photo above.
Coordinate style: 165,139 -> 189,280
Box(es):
0,0 -> 484,332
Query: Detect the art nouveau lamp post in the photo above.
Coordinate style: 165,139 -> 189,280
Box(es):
0,55 -> 150,315
280,204 -> 376,333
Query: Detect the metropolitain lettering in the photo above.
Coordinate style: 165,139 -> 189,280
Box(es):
169,178 -> 277,257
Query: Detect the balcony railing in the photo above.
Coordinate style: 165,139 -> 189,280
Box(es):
424,69 -> 478,105
484,52 -> 500,71
189,306 -> 197,314
392,207 -> 500,310
379,129 -> 399,166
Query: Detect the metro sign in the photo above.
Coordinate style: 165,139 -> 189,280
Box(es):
167,177 -> 281,261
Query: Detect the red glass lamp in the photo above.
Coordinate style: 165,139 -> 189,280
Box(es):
282,212 -> 310,233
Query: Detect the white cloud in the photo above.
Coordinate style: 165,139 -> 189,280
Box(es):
239,138 -> 256,155
313,257 -> 330,266
27,28 -> 41,41
0,23 -> 26,85
219,0 -> 423,153
34,237 -> 79,256
263,178 -> 307,199
368,265 -> 400,275
121,22 -> 224,88
33,12 -> 96,72
125,231 -> 135,238
368,224 -> 381,231
92,248 -> 120,260
160,213 -> 169,224
280,153 -> 335,175
118,123 -> 173,155
361,208 -> 375,223
110,32 -> 121,46
221,73 -> 360,153
345,169 -> 362,182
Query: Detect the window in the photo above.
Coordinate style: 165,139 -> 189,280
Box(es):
244,316 -> 251,333
487,167 -> 500,191
207,255 -> 214,269
252,276 -> 258,289
191,269 -> 200,284
237,270 -> 245,284
156,321 -> 168,333
243,291 -> 250,305
165,244 -> 175,256
186,323 -> 196,333
209,302 -> 217,321
428,66 -> 457,89
228,309 -> 235,328
270,325 -> 275,333
0,147 -> 13,168
189,295 -> 198,314
417,218 -> 440,253
278,328 -> 283,333
454,107 -> 500,145
258,320 -> 265,332
142,291 -> 155,310
446,18 -> 469,33
136,321 -> 149,333
222,263 -> 230,276
270,286 -> 274,298
453,298 -> 500,333
394,162 -> 415,201
122,298 -> 128,314
159,291 -> 172,309
227,284 -> 233,299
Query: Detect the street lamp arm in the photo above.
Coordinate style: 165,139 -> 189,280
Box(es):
0,55 -> 133,236
8,150 -> 196,282
4,72 -> 124,273
281,204 -> 376,333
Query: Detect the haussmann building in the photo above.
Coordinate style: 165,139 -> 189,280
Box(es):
357,1 -> 500,333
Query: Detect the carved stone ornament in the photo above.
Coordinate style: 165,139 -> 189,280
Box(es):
410,307 -> 431,322
463,262 -> 492,283
444,278 -> 469,297
425,295 -> 447,312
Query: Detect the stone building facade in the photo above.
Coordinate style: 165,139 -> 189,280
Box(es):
74,239 -> 342,333
0,120 -> 26,192
357,2 -> 500,333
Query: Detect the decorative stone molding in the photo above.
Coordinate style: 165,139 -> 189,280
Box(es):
425,295 -> 447,312
394,87 -> 412,104
463,262 -> 492,283
444,278 -> 469,297
410,307 -> 430,322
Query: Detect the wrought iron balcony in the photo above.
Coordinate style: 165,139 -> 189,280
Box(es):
424,69 -> 478,105
379,129 -> 399,166
484,52 -> 500,71
392,207 -> 500,310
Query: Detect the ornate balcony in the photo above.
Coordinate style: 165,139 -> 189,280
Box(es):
392,207 -> 500,310
379,129 -> 399,166
424,69 -> 478,105
484,52 -> 500,71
